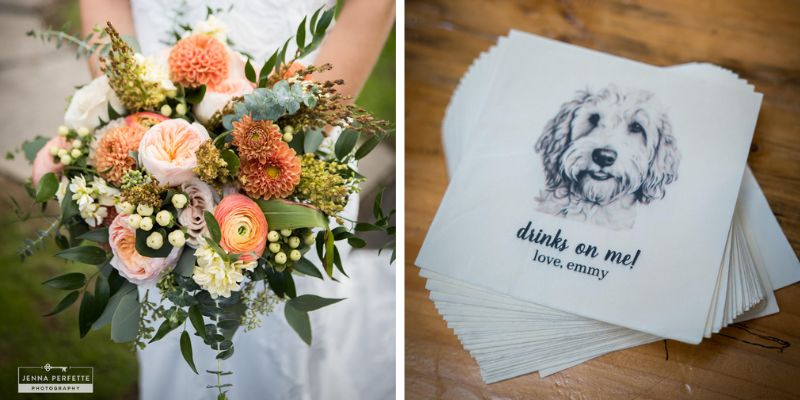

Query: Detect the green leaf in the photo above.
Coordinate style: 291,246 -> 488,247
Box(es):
134,228 -> 174,258
44,290 -> 80,316
175,250 -> 197,277
22,136 -> 49,163
244,58 -> 257,83
373,187 -> 386,221
56,246 -> 108,265
286,294 -> 344,312
259,52 -> 277,88
334,130 -> 360,160
35,172 -> 58,202
42,272 -> 86,290
217,346 -> 234,360
324,230 -> 334,277
220,149 -> 240,176
188,305 -> 207,341
292,258 -> 323,279
257,199 -> 328,231
295,17 -> 307,49
78,228 -> 109,244
354,222 -> 382,232
309,7 -> 322,32
107,102 -> 122,120
93,275 -> 110,319
111,289 -> 140,343
347,237 -> 367,248
180,331 -> 199,374
93,282 -> 135,330
150,318 -> 179,343
204,211 -> 221,244
355,134 -> 384,160
303,129 -> 324,154
315,8 -> 335,36
186,85 -> 207,104
284,302 -> 311,345
60,186 -> 79,224
277,38 -> 291,66
78,292 -> 95,338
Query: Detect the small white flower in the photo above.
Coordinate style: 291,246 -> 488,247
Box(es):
58,148 -> 68,157
80,203 -> 108,227
70,148 -> 82,158
69,176 -> 94,209
137,204 -> 154,217
168,230 -> 186,247
127,213 -> 142,229
146,232 -> 164,249
267,231 -> 280,242
58,125 -> 70,136
175,103 -> 187,116
280,229 -> 292,237
274,252 -> 287,264
160,104 -> 172,117
49,146 -> 60,156
134,53 -> 177,93
156,210 -> 173,226
59,154 -> 72,165
282,133 -> 293,142
77,127 -> 90,137
288,236 -> 300,249
55,177 -> 69,204
304,233 -> 316,246
289,250 -> 301,261
91,177 -> 119,207
139,216 -> 154,231
283,125 -> 295,135
171,193 -> 188,209
72,139 -> 83,148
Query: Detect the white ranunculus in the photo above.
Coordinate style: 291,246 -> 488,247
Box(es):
136,51 -> 177,93
64,75 -> 125,131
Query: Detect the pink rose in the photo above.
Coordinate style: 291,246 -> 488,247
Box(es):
194,77 -> 255,124
109,213 -> 181,285
32,136 -> 68,187
138,119 -> 210,186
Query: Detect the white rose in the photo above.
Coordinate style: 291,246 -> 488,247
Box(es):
194,78 -> 254,124
191,15 -> 228,42
138,119 -> 210,186
63,75 -> 125,131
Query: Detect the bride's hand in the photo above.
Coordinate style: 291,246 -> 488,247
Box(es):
312,0 -> 395,104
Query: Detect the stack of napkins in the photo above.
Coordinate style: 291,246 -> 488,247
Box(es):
416,30 -> 800,383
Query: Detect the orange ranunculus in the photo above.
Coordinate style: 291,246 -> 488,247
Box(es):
125,112 -> 169,131
213,193 -> 268,261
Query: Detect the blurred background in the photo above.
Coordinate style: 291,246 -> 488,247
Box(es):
0,0 -> 395,398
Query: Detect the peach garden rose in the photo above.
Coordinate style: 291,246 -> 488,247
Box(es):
138,119 -> 210,186
108,213 -> 182,285
213,193 -> 268,261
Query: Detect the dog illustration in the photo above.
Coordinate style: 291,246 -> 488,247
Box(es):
534,86 -> 680,230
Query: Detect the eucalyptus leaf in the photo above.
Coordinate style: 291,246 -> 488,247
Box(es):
93,282 -> 135,330
22,136 -> 49,163
303,129 -> 324,154
111,289 -> 140,343
175,250 -> 197,277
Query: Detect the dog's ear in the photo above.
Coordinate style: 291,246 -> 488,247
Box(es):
535,95 -> 585,188
637,117 -> 680,203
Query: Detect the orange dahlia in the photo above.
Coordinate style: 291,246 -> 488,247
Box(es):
168,35 -> 229,89
231,115 -> 283,164
239,142 -> 301,199
94,124 -> 146,185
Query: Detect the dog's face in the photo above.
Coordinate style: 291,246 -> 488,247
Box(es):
536,86 -> 680,205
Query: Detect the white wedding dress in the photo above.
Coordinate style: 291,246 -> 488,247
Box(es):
129,1 -> 395,399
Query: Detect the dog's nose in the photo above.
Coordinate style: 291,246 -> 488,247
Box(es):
592,148 -> 617,167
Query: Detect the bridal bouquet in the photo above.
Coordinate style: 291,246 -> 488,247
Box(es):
17,6 -> 392,396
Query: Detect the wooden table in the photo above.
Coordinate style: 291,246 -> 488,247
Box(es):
405,1 -> 800,398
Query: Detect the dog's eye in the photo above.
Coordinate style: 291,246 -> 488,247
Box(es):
588,113 -> 600,126
629,121 -> 645,135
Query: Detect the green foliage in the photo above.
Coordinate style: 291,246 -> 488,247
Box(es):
42,272 -> 86,290
204,211 -> 222,244
35,172 -> 58,203
257,199 -> 328,230
55,245 -> 108,265
180,330 -> 199,374
335,130 -> 360,160
283,294 -> 343,345
26,26 -> 110,60
21,136 -> 49,163
222,81 -> 317,130
110,289 -> 139,343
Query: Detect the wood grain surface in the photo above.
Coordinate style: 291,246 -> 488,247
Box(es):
404,0 -> 800,398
